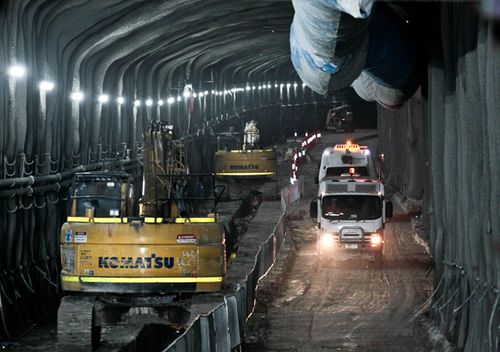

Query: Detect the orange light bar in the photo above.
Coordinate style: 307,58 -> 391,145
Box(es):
334,143 -> 361,152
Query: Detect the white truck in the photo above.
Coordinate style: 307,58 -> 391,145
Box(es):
315,142 -> 377,183
311,144 -> 392,265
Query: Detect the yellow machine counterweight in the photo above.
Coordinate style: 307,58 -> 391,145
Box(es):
57,121 -> 226,351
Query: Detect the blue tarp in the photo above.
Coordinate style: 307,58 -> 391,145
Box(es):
290,1 -> 420,109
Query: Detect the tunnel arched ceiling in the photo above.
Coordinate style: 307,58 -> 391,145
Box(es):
0,0 -> 299,161
3,0 -> 296,96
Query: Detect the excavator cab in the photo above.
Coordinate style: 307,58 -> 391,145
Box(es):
70,172 -> 134,218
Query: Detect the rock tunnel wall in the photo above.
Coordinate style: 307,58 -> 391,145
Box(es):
378,3 -> 500,350
0,0 -> 334,338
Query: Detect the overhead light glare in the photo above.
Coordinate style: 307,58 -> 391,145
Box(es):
39,80 -> 54,91
70,91 -> 84,101
8,65 -> 26,78
98,94 -> 109,103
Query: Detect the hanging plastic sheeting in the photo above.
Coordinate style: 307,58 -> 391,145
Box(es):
351,5 -> 421,109
290,1 -> 421,109
290,0 -> 372,95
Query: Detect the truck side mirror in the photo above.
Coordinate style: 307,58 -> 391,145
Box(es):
314,174 -> 318,184
310,201 -> 318,219
385,201 -> 393,219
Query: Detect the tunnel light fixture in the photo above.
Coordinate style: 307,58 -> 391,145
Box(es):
39,80 -> 55,91
183,91 -> 191,98
193,93 -> 197,98
134,99 -> 141,107
204,91 -> 209,95
258,86 -> 262,90
8,65 -> 26,78
98,94 -> 109,103
177,96 -> 182,102
70,91 -> 84,101
280,83 -> 284,88
293,83 -> 298,88
116,96 -> 125,104
198,92 -> 204,98
274,83 -> 279,88
146,99 -> 153,106
302,82 -> 307,88
252,86 -> 256,90
211,90 -> 215,94
167,97 -> 175,104
246,86 -> 251,91
158,99 -> 164,106
286,83 -> 292,88
267,84 -> 272,89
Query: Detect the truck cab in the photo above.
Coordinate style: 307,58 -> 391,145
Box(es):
310,176 -> 392,264
316,142 -> 377,183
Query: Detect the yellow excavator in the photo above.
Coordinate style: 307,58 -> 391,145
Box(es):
58,122 -> 226,351
214,121 -> 279,200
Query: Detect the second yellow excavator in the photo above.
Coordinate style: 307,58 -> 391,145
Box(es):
214,120 -> 279,200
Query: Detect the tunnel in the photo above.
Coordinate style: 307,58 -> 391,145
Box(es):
0,1 -> 499,351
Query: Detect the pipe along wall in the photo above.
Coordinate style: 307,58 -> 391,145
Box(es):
0,79 -> 330,339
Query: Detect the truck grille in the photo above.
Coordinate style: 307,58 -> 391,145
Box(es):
340,227 -> 363,242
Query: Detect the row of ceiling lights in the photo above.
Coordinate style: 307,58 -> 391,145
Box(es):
6,64 -> 306,106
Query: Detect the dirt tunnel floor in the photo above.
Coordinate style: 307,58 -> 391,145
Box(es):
244,132 -> 433,352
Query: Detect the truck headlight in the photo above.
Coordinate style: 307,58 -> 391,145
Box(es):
321,233 -> 334,247
370,233 -> 382,247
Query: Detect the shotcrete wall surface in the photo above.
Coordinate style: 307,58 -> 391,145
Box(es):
0,0 -> 333,339
378,4 -> 500,350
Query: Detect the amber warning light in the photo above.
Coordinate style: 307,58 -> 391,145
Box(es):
334,143 -> 361,152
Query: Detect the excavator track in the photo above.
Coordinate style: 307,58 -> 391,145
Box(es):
57,295 -> 99,352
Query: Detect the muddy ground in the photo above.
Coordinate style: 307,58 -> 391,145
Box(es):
244,131 -> 433,352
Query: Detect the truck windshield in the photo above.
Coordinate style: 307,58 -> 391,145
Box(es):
326,166 -> 369,177
322,195 -> 382,220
